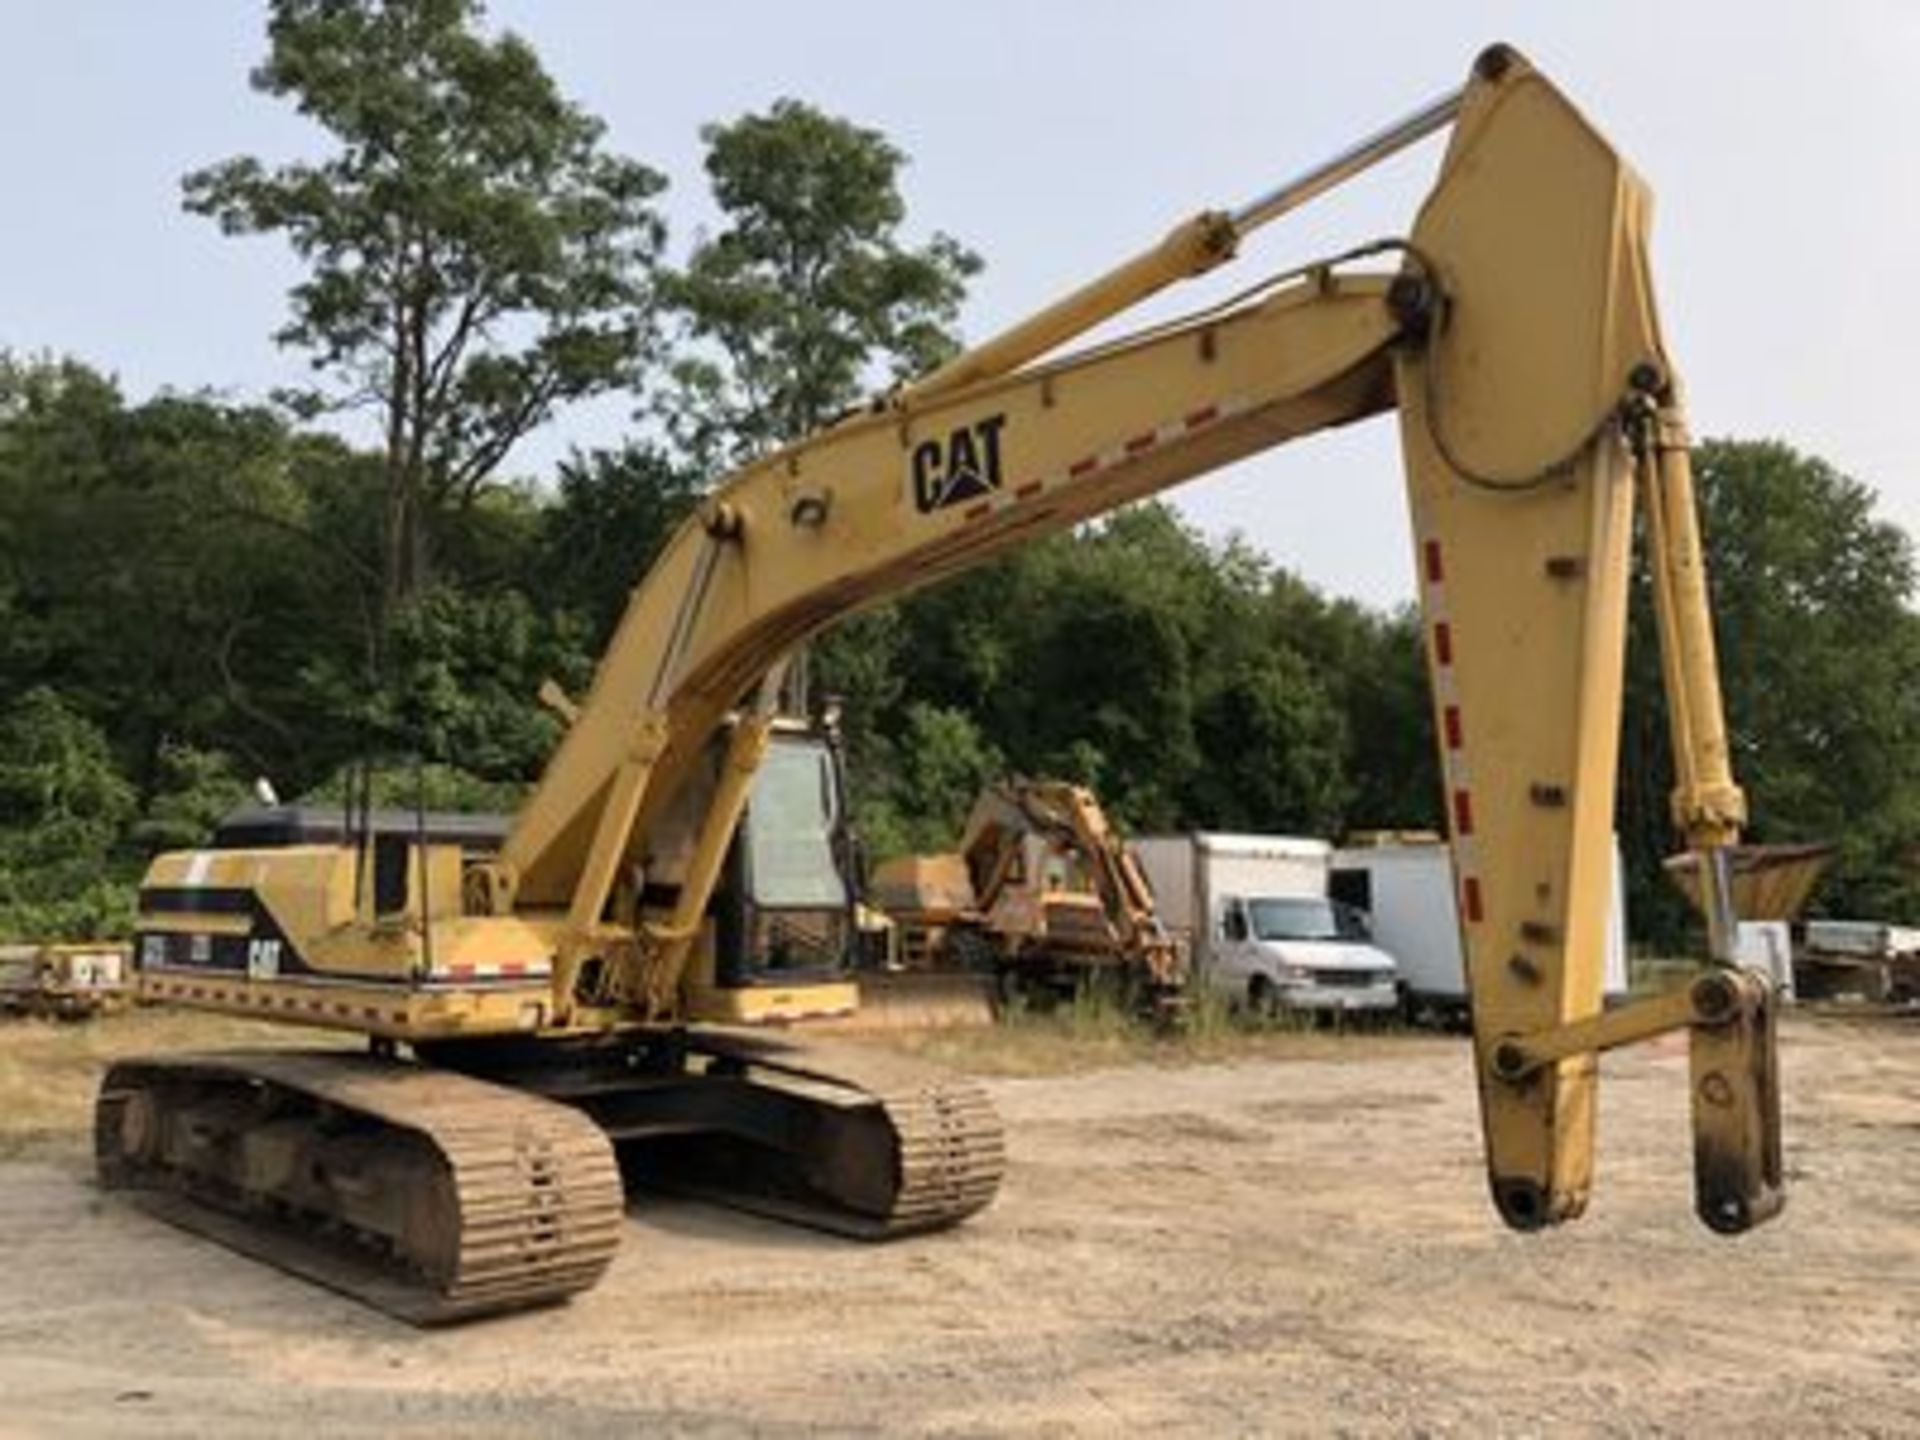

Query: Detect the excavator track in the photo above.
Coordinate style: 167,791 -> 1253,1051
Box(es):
95,1051 -> 624,1325
430,1025 -> 1006,1240
675,1026 -> 1005,1236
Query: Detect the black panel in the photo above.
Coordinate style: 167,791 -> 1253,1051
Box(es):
213,805 -> 508,852
373,834 -> 411,916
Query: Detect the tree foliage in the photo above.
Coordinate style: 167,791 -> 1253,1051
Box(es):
0,688 -> 139,939
539,442 -> 702,645
184,0 -> 668,608
0,357 -> 368,792
1621,439 -> 1920,940
865,504 -> 1431,849
656,98 -> 979,469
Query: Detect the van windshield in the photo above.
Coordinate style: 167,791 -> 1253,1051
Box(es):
1248,897 -> 1364,943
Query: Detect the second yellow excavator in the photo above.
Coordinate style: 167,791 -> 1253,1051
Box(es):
870,778 -> 1184,1010
102,43 -> 1782,1323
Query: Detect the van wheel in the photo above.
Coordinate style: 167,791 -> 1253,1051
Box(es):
1246,975 -> 1277,1019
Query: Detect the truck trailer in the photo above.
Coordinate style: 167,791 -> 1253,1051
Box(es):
1330,838 -> 1630,1023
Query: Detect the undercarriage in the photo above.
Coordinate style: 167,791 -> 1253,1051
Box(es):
96,1025 -> 1005,1323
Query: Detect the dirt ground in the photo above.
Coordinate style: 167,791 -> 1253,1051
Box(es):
1,1012 -> 1918,1437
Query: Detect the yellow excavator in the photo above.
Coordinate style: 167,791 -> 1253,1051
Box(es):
100,44 -> 1781,1323
870,778 -> 1184,1009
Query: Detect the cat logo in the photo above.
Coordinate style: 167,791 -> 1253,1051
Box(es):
910,414 -> 1007,514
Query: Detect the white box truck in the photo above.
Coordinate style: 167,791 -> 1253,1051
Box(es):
1130,833 -> 1400,1014
1328,838 -> 1629,1023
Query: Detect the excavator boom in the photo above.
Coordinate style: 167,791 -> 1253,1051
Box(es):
489,41 -> 1775,1230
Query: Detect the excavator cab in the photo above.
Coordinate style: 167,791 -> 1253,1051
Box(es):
689,724 -> 863,1021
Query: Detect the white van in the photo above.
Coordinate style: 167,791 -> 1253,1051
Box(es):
1131,833 -> 1399,1014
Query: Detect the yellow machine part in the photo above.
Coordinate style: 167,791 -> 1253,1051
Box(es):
1664,843 -> 1835,923
1395,51 -> 1768,1228
868,853 -> 978,925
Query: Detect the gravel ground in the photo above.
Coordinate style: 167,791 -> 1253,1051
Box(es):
1,1015 -> 1917,1436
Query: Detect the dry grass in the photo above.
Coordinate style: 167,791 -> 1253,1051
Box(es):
857,982 -> 1433,1078
0,1007 -> 347,1159
0,991 -> 1444,1158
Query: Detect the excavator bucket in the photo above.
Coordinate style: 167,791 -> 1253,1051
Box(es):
1664,843 -> 1834,922
847,970 -> 1000,1031
839,888 -> 999,1031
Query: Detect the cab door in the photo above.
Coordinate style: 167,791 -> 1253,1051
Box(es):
1210,895 -> 1257,993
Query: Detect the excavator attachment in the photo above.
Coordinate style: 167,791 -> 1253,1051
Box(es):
1395,45 -> 1781,1232
848,971 -> 1000,1031
845,865 -> 1000,1030
1485,969 -> 1784,1232
1665,843 -> 1834,923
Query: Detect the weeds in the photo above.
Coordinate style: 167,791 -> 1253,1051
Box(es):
0,987 -> 1448,1158
0,1007 -> 346,1158
870,973 -> 1436,1077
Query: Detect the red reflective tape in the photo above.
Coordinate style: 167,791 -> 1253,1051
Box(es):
1016,479 -> 1043,499
447,963 -> 476,980
1434,622 -> 1453,666
1453,789 -> 1475,836
1424,539 -> 1445,584
964,501 -> 992,521
1443,705 -> 1463,751
1124,431 -> 1156,454
1184,404 -> 1220,429
1070,457 -> 1098,477
1463,877 -> 1484,923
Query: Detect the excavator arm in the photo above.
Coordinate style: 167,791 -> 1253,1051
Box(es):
955,780 -> 1184,992
496,45 -> 1779,1234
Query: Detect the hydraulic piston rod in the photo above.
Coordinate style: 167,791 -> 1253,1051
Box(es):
1228,84 -> 1462,232
901,69 -> 1469,408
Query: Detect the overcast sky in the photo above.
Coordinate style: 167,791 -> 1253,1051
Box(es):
2,3 -> 1914,607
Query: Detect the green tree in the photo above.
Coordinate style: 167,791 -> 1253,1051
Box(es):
880,505 -> 1374,841
299,586 -> 592,782
850,703 -> 1004,862
130,744 -> 254,853
647,98 -> 980,849
1189,649 -> 1349,835
538,442 -> 702,645
658,98 -> 980,470
0,356 -> 369,795
0,688 -> 139,940
1620,439 -> 1920,940
185,0 -> 668,610
299,760 -> 527,815
1260,581 -> 1438,832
